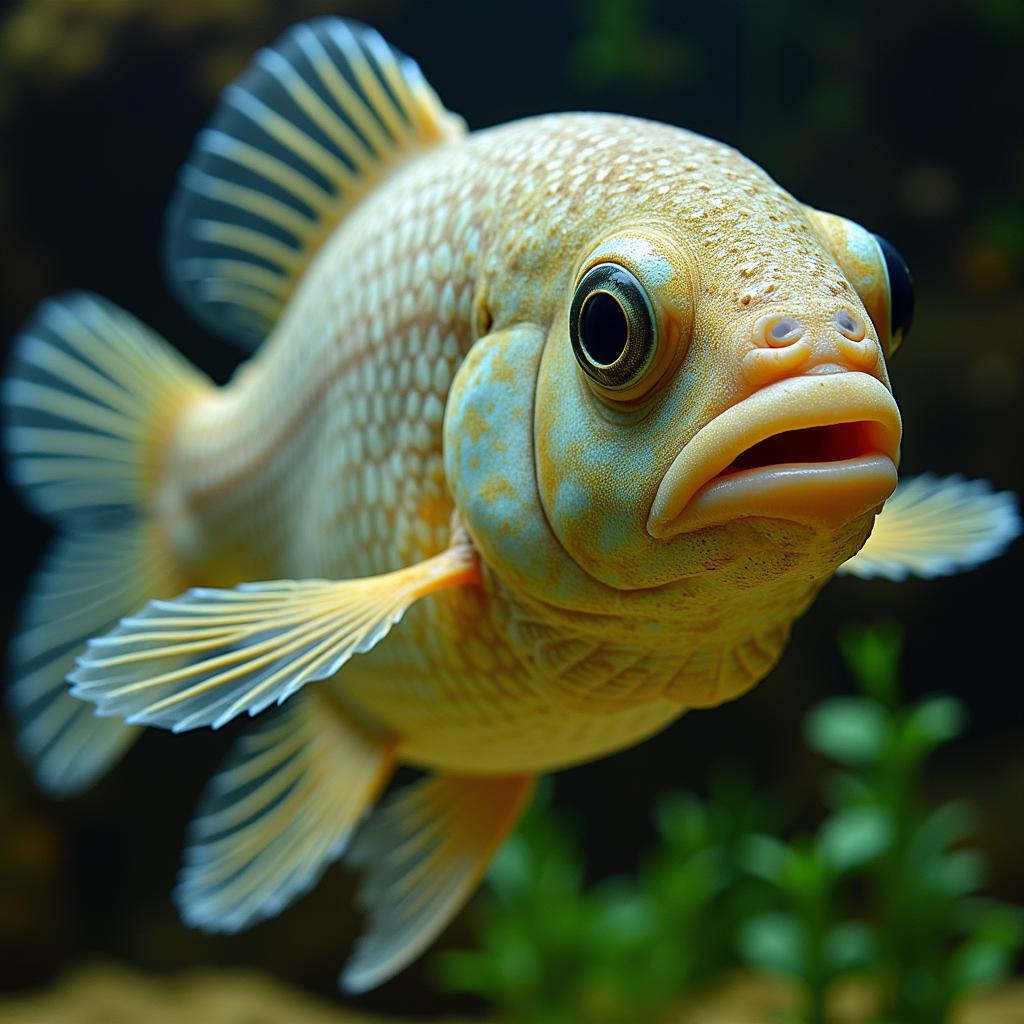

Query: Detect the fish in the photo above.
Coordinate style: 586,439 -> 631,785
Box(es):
3,16 -> 1020,993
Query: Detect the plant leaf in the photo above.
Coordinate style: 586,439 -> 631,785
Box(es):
818,806 -> 894,872
738,833 -> 791,884
897,696 -> 966,762
837,621 -> 902,705
805,697 -> 890,765
738,912 -> 805,977
824,921 -> 876,974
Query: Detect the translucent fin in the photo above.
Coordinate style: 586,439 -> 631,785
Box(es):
176,692 -> 396,933
838,474 -> 1022,581
164,16 -> 464,349
69,543 -> 479,732
2,291 -> 208,523
7,526 -> 182,795
341,774 -> 535,994
3,292 -> 201,794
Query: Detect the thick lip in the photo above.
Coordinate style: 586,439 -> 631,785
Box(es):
647,373 -> 902,538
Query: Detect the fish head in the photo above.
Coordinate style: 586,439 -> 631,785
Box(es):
532,164 -> 911,593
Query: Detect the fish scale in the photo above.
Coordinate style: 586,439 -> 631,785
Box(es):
169,150 -> 481,578
4,15 -> 1018,993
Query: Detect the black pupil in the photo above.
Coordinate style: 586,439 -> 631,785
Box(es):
580,291 -> 629,365
874,233 -> 914,342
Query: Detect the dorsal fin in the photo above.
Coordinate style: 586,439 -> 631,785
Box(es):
164,18 -> 465,350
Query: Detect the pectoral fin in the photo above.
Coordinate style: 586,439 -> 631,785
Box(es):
70,542 -> 479,732
838,474 -> 1021,581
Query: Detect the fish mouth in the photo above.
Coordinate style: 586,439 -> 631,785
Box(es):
647,373 -> 902,538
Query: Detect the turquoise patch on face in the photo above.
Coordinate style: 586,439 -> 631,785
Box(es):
553,478 -> 589,523
596,509 -> 633,558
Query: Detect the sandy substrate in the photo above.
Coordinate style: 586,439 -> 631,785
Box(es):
2,965 -> 1023,1023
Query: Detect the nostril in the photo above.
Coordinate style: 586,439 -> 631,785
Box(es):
834,309 -> 865,340
837,335 -> 879,370
763,315 -> 804,346
742,338 -> 812,386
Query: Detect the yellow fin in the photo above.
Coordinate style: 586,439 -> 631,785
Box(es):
341,774 -> 534,994
838,474 -> 1021,581
69,543 -> 479,732
176,692 -> 396,934
164,17 -> 464,349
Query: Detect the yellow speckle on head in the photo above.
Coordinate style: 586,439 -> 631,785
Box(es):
489,350 -> 516,384
461,405 -> 489,442
479,474 -> 516,505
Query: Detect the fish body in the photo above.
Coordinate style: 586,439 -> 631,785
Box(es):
4,18 -> 1019,991
163,112 -> 884,772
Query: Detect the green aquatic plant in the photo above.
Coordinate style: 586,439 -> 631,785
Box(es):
816,623 -> 1020,1021
440,622 -> 1022,1024
437,771 -> 778,1023
567,0 -> 696,93
729,621 -> 1022,1022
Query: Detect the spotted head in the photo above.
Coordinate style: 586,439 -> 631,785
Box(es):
446,114 -> 912,614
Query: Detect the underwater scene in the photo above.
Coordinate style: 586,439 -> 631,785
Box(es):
1,1 -> 1023,1022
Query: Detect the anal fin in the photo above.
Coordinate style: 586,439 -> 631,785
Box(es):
341,773 -> 535,993
177,691 -> 396,933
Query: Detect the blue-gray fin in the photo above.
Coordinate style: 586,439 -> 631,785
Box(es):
164,16 -> 465,350
2,292 -> 208,523
837,474 -> 1021,582
2,293 -> 204,794
7,527 -> 181,795
176,692 -> 395,934
341,774 -> 534,993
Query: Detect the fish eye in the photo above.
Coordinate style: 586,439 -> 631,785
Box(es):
569,264 -> 657,390
873,233 -> 914,353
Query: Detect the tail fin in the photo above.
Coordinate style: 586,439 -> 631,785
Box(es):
3,293 -> 208,794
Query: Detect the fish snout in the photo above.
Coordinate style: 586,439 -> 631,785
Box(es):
648,372 -> 902,538
742,310 -> 880,387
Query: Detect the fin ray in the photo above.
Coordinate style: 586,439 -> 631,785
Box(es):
838,474 -> 1021,581
164,16 -> 463,349
70,544 -> 478,732
6,527 -> 182,795
2,292 -> 208,522
176,692 -> 396,933
341,774 -> 534,993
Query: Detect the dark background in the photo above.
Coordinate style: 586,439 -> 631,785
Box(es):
0,0 -> 1021,1015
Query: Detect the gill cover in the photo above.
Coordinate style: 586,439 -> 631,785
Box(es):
443,322 -> 595,606
804,208 -> 914,355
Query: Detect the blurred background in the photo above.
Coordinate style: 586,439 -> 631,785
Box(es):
0,0 -> 1021,1019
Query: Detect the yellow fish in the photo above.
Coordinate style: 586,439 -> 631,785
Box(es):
4,18 -> 1019,992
